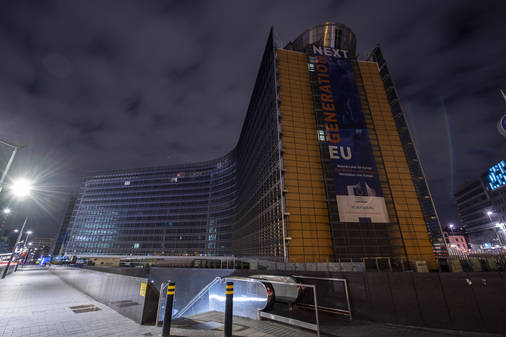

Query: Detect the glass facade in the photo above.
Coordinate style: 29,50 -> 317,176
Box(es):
65,153 -> 237,256
233,29 -> 286,257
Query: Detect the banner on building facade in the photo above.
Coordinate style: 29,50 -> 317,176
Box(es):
312,45 -> 389,223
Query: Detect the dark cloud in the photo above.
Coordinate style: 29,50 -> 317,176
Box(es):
0,0 -> 504,239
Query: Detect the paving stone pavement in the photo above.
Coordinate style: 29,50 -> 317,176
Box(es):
1,267 -> 504,337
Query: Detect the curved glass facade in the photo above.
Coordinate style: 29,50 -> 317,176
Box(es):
64,31 -> 286,258
65,152 -> 237,256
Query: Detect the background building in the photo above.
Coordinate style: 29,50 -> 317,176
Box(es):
50,194 -> 77,257
62,23 -> 440,267
455,159 -> 506,249
29,237 -> 53,262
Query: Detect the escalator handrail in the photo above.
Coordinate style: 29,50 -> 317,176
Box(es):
173,277 -> 221,318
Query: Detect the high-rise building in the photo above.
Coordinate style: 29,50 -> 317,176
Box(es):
63,22 -> 440,267
454,159 -> 506,249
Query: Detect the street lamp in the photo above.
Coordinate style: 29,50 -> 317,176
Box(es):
495,224 -> 504,248
11,179 -> 32,199
23,231 -> 33,249
449,224 -> 455,236
0,140 -> 26,194
16,231 -> 33,271
21,243 -> 33,268
486,211 -> 502,247
487,211 -> 493,223
1,209 -> 29,279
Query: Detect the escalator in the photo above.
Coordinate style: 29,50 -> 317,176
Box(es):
174,276 -> 275,319
164,274 -> 350,336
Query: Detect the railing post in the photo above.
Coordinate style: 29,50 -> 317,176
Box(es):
162,282 -> 175,337
224,282 -> 234,337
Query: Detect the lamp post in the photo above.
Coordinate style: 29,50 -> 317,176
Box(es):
0,140 -> 26,194
487,211 -> 502,247
16,232 -> 33,271
487,211 -> 493,223
1,210 -> 28,279
495,224 -> 504,248
22,244 -> 33,268
23,231 -> 33,249
0,178 -> 33,279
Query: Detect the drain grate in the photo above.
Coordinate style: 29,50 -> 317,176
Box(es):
69,304 -> 102,314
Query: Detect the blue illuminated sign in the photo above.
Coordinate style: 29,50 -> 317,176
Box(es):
486,160 -> 506,190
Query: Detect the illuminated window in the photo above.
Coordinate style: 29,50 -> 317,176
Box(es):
317,130 -> 326,141
124,181 -> 130,185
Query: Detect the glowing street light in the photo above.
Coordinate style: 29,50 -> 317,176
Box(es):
11,179 -> 32,198
486,211 -> 503,248
1,178 -> 33,279
487,211 -> 494,223
449,224 -> 455,236
23,231 -> 33,249
495,224 -> 504,247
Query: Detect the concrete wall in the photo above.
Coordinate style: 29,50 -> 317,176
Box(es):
149,268 -> 506,334
339,271 -> 506,334
50,266 -> 157,324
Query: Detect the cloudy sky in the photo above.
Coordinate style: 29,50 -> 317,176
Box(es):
0,0 -> 504,238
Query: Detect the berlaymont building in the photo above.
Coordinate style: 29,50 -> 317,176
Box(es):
61,22 -> 444,269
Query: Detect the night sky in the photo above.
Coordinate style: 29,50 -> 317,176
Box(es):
0,0 -> 504,239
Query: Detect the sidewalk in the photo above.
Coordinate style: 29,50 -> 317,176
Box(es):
0,268 -> 503,337
0,268 -> 317,337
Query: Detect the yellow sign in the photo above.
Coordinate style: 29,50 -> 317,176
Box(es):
139,283 -> 147,297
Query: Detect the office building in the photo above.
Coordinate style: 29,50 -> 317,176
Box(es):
63,22 -> 439,266
454,159 -> 506,248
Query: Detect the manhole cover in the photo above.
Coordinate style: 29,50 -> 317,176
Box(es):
69,304 -> 102,314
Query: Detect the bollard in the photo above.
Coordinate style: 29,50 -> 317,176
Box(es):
224,281 -> 234,337
162,282 -> 175,337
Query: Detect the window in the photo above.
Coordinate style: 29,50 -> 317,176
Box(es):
318,130 -> 326,141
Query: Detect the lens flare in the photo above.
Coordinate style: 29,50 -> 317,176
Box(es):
11,179 -> 33,198
440,97 -> 455,196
